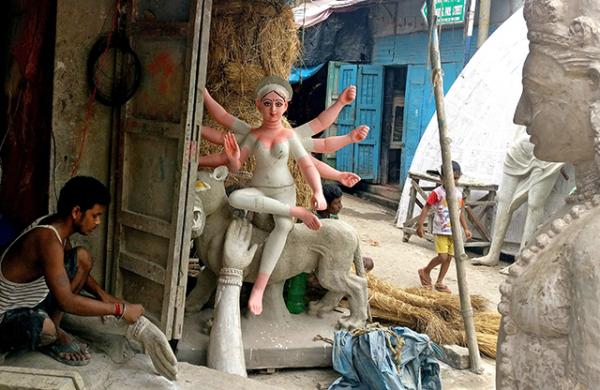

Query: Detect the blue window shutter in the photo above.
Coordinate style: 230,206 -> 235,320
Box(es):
401,64 -> 426,185
335,64 -> 358,173
353,64 -> 384,181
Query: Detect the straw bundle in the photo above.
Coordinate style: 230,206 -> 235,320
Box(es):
368,291 -> 450,344
404,287 -> 489,312
367,274 -> 501,359
201,1 -> 312,206
368,274 -> 457,322
451,330 -> 499,359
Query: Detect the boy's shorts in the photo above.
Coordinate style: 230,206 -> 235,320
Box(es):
434,235 -> 454,255
0,248 -> 79,352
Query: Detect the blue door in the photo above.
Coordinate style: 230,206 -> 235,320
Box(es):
354,65 -> 383,180
336,65 -> 358,173
401,64 -> 426,185
420,62 -> 462,136
400,62 -> 462,185
335,64 -> 383,181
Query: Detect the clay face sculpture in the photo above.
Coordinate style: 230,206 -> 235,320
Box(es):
496,1 -> 600,388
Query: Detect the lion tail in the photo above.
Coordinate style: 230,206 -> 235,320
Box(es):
353,235 -> 366,277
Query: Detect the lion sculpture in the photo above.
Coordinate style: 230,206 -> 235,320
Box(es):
186,167 -> 369,330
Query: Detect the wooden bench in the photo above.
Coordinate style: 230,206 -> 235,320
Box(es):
401,171 -> 498,253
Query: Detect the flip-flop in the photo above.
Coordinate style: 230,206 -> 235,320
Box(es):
40,340 -> 91,366
435,283 -> 452,294
418,268 -> 433,289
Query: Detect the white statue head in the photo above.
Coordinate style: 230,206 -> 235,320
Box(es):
514,0 -> 600,164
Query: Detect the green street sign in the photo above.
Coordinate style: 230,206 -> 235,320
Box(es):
421,0 -> 466,25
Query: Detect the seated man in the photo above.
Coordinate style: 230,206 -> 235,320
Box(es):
0,176 -> 174,376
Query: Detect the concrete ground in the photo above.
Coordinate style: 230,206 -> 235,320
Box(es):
3,334 -> 279,390
250,193 -> 507,389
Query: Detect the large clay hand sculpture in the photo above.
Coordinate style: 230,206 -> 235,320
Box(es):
223,218 -> 258,270
126,316 -> 178,381
207,218 -> 258,377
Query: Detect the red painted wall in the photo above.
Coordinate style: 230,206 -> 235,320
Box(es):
0,0 -> 56,230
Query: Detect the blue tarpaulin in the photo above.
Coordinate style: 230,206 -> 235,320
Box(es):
289,64 -> 325,84
329,327 -> 442,390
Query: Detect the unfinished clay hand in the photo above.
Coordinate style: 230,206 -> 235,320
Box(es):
290,206 -> 322,230
349,125 -> 369,143
338,85 -> 357,105
312,192 -> 327,211
126,317 -> 178,381
223,133 -> 241,171
338,172 -> 361,187
223,218 -> 258,270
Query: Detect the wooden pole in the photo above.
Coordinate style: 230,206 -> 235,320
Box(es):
426,0 -> 482,373
463,0 -> 478,66
477,0 -> 491,48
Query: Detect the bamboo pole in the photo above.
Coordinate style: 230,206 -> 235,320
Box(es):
425,0 -> 482,373
463,0 -> 478,66
477,0 -> 492,48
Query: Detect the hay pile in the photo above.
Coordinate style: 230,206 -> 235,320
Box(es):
202,1 -> 313,206
367,274 -> 501,359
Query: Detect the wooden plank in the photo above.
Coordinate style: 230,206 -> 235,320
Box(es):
466,200 -> 496,207
403,179 -> 418,242
410,179 -> 429,202
125,118 -> 182,139
464,241 -> 492,248
120,251 -> 166,285
171,0 -> 213,340
465,206 -> 491,241
119,211 -> 171,238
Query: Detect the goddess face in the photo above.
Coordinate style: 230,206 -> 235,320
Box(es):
513,48 -> 598,163
256,91 -> 288,125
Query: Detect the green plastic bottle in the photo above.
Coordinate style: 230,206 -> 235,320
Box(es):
286,272 -> 308,314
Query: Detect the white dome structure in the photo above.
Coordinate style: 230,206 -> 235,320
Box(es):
395,8 -> 574,254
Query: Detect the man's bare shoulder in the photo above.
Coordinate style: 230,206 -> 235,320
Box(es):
12,227 -> 63,258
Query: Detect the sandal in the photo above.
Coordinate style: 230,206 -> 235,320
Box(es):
418,269 -> 433,289
40,340 -> 91,366
434,282 -> 452,294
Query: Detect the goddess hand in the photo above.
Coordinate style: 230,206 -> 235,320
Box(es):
126,316 -> 178,381
338,172 -> 361,187
349,125 -> 369,142
224,133 -> 240,163
223,218 -> 258,270
312,192 -> 327,211
339,86 -> 357,105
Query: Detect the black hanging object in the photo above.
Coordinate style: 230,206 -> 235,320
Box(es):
86,31 -> 142,107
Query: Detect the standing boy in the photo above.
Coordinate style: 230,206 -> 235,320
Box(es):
416,161 -> 471,293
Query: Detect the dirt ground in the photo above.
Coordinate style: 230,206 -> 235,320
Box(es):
251,193 -> 509,389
